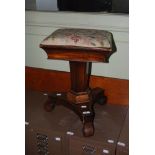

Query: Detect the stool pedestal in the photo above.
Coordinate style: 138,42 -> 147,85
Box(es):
40,28 -> 116,137
44,61 -> 107,137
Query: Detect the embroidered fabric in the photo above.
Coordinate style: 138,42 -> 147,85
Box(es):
40,28 -> 114,50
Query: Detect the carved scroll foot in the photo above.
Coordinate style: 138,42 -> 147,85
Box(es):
80,103 -> 95,137
83,120 -> 94,137
91,87 -> 107,105
44,96 -> 56,112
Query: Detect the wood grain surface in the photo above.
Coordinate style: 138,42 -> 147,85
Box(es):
25,66 -> 129,105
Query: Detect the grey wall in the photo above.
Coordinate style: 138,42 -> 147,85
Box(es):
36,0 -> 58,11
112,0 -> 129,13
25,0 -> 36,10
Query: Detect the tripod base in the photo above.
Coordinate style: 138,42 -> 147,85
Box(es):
44,87 -> 107,137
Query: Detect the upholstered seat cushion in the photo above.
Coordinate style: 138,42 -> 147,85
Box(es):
40,28 -> 115,51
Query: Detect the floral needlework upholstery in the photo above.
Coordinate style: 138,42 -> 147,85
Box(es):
40,28 -> 115,51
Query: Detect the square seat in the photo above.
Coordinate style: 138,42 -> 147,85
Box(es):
40,28 -> 116,62
41,28 -> 115,51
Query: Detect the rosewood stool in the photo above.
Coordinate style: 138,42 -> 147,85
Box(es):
40,28 -> 116,137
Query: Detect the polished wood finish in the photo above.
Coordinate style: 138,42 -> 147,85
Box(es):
40,45 -> 115,62
43,88 -> 106,137
69,61 -> 91,92
67,90 -> 90,104
25,67 -> 129,105
67,61 -> 92,103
